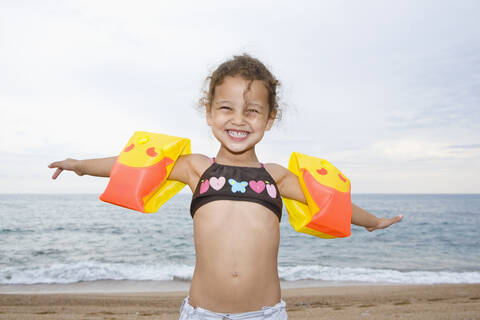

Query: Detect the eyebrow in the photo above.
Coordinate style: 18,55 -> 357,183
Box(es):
247,102 -> 266,109
215,100 -> 232,104
214,100 -> 266,109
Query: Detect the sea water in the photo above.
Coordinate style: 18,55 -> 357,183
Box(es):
1,194 -> 479,286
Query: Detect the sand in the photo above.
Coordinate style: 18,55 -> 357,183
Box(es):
1,284 -> 479,319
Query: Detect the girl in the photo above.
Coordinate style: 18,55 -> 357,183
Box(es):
49,54 -> 402,320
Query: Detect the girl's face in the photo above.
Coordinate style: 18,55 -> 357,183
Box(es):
207,76 -> 275,156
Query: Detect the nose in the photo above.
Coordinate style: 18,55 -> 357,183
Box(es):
231,109 -> 246,125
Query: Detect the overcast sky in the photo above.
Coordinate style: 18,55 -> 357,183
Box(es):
1,0 -> 479,194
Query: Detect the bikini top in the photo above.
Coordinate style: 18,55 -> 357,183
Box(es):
190,158 -> 283,222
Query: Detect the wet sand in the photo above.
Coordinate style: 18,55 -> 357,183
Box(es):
1,284 -> 479,319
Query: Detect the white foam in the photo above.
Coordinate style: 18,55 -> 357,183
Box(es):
278,265 -> 480,284
1,263 -> 479,285
0,262 -> 194,284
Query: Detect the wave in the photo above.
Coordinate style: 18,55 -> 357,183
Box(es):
0,262 -> 194,284
277,265 -> 480,284
1,262 -> 479,285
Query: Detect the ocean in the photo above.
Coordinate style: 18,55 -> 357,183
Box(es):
1,193 -> 479,288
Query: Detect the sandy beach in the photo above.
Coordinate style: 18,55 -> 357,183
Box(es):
1,283 -> 479,319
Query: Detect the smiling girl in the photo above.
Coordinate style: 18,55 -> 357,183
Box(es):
49,54 -> 402,320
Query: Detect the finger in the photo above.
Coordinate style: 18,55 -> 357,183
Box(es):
49,161 -> 62,168
386,215 -> 403,227
52,168 -> 63,179
390,215 -> 403,224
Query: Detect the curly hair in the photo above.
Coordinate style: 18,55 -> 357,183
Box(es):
199,54 -> 282,120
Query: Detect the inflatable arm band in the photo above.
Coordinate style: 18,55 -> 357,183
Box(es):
99,131 -> 191,213
283,152 -> 352,238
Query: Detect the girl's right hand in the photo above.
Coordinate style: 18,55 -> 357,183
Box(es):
48,158 -> 83,179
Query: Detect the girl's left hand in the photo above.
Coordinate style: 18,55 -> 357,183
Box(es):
365,215 -> 403,232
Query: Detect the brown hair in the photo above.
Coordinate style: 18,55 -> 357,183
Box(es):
199,54 -> 282,120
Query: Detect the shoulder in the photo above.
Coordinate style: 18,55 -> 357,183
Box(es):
180,153 -> 211,176
264,163 -> 291,185
170,153 -> 211,187
264,162 -> 305,202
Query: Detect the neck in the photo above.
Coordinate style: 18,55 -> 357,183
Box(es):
215,146 -> 260,166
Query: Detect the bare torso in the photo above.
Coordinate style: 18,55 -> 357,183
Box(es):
188,200 -> 281,313
168,155 -> 292,313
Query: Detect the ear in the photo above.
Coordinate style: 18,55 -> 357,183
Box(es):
265,109 -> 277,131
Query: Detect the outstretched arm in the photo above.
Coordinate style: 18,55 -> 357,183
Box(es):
272,164 -> 403,231
48,156 -> 117,179
351,203 -> 403,232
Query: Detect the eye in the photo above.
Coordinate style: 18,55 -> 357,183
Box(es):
220,106 -> 231,110
247,108 -> 259,114
124,144 -> 134,152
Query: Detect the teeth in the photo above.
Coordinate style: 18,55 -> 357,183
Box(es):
227,130 -> 248,138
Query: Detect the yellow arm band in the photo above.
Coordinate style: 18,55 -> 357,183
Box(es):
100,131 -> 191,213
283,152 -> 352,238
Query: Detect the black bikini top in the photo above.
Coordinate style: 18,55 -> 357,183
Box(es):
190,158 -> 283,222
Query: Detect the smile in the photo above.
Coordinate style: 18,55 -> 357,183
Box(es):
226,130 -> 249,140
